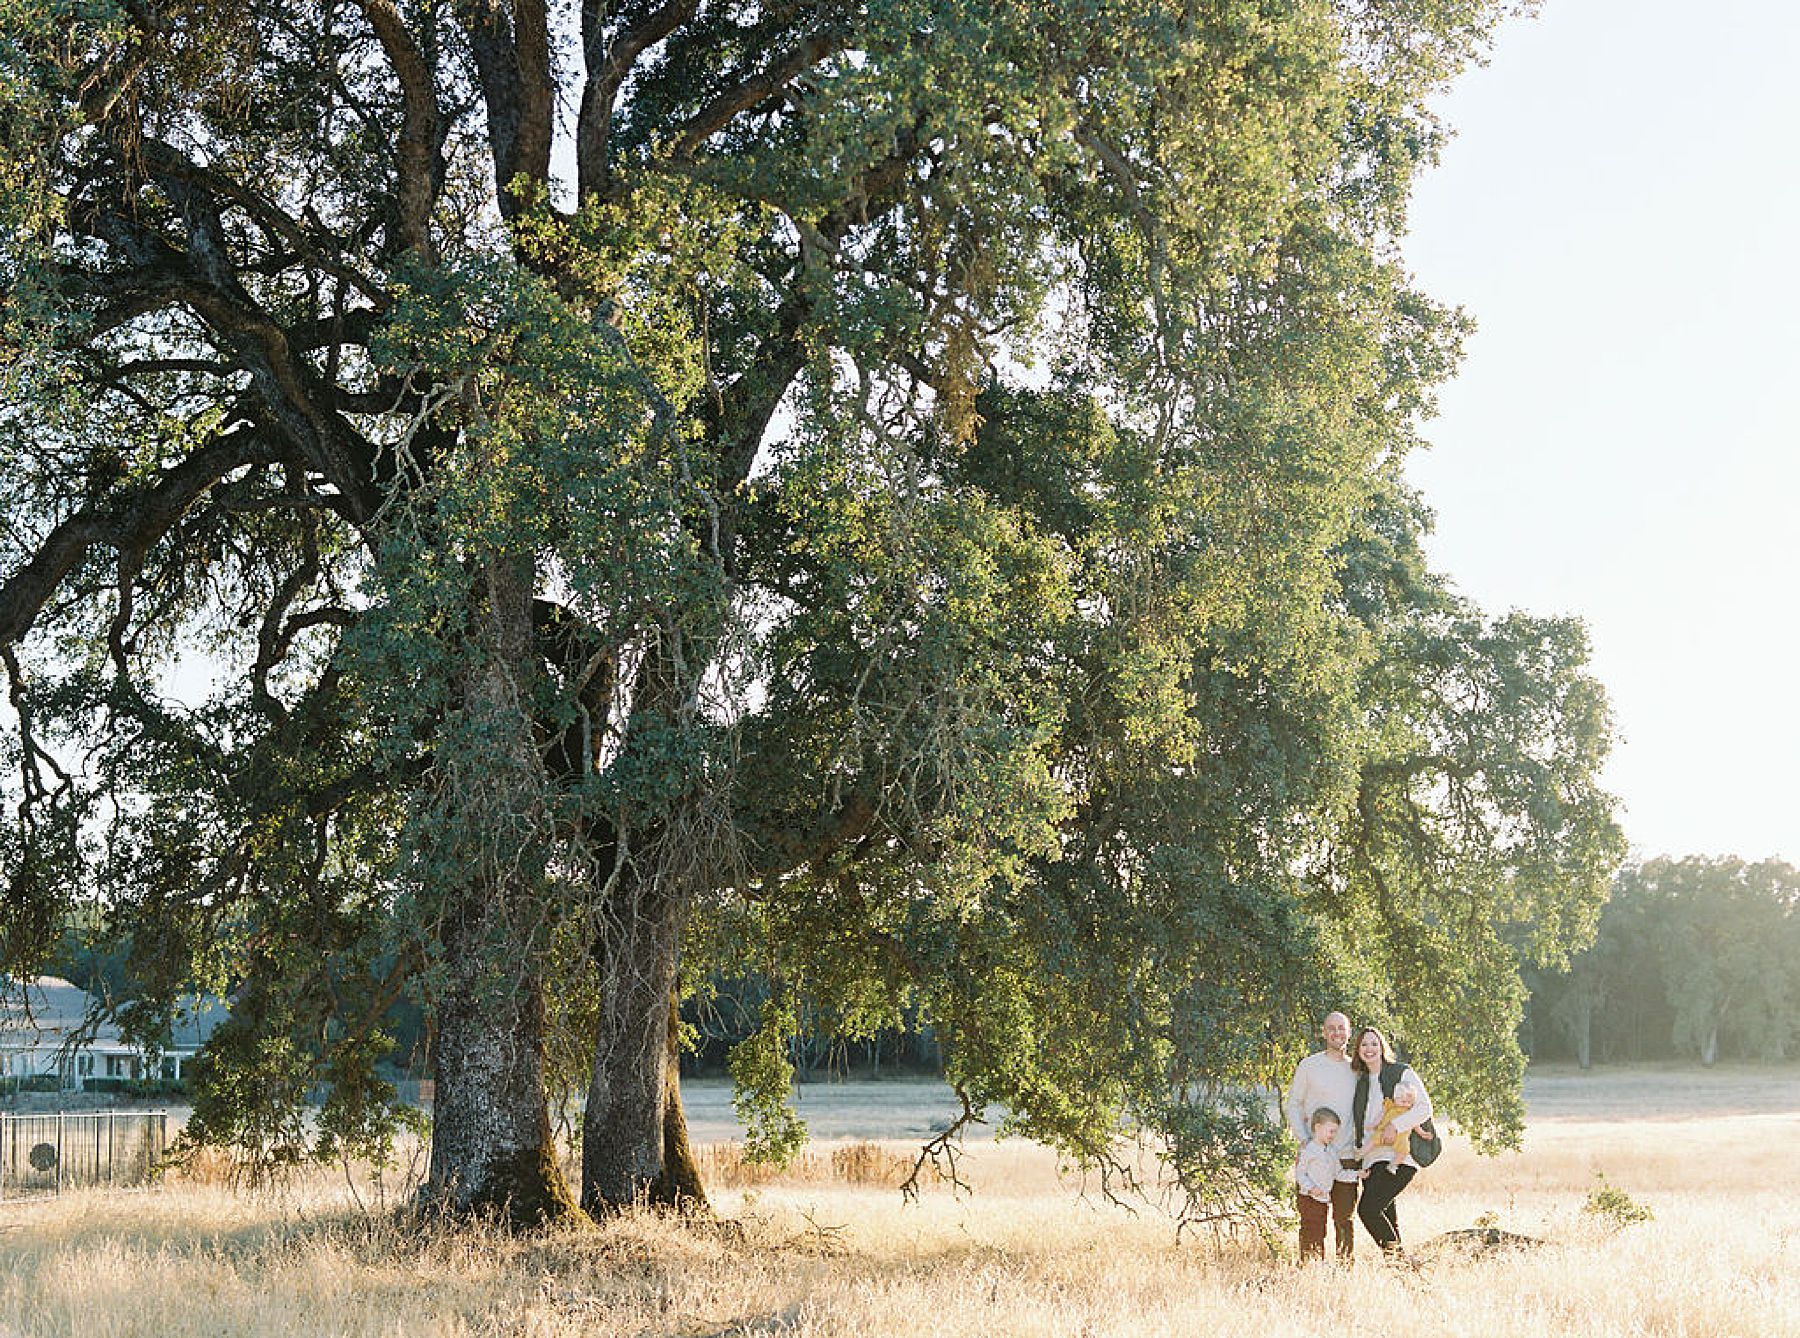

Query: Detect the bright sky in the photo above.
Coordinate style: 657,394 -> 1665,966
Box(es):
1402,0 -> 1800,865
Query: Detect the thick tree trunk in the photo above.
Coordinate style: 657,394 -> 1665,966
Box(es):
580,873 -> 706,1213
426,908 -> 581,1224
1574,998 -> 1592,1070
652,983 -> 708,1206
419,551 -> 581,1226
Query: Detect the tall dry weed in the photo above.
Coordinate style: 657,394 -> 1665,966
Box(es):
829,1140 -> 912,1187
695,1139 -> 921,1189
695,1140 -> 824,1186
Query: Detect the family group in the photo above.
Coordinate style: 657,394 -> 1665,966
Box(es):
1285,1012 -> 1441,1262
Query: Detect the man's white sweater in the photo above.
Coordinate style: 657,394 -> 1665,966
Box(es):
1284,1049 -> 1359,1181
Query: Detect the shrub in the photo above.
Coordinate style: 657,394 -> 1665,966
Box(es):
1583,1172 -> 1653,1228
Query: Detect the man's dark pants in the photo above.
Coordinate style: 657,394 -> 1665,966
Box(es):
1298,1178 -> 1359,1260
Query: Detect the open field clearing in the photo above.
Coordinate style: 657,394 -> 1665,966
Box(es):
0,1066 -> 1795,1337
674,1061 -> 1800,1140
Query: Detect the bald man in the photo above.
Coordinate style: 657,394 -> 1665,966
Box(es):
1284,1011 -> 1360,1260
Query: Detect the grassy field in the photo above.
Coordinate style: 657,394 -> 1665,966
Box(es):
1,1065 -> 1796,1337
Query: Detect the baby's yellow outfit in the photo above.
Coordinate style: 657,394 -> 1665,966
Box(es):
1371,1098 -> 1412,1161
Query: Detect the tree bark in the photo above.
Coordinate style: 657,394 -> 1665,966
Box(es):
419,551 -> 582,1226
652,981 -> 708,1207
579,870 -> 705,1213
426,910 -> 580,1224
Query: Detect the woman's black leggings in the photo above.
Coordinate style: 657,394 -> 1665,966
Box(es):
1357,1162 -> 1417,1251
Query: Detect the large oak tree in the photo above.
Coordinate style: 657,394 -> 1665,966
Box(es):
1,0 -> 1620,1226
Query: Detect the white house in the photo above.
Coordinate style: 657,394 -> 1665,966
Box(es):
0,976 -> 225,1092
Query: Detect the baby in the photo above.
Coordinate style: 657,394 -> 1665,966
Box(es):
1364,1086 -> 1416,1166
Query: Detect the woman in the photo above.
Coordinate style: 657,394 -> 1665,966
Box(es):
1351,1025 -> 1434,1258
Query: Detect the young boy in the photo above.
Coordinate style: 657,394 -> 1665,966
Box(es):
1294,1107 -> 1343,1261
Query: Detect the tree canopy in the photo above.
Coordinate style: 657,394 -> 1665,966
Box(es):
1,0 -> 1619,1226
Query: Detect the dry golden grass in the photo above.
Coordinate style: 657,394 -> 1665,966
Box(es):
692,1139 -> 915,1189
1,1067 -> 1796,1337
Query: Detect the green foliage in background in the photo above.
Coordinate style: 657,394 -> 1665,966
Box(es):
1532,857 -> 1800,1066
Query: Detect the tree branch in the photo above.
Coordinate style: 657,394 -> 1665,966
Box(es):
533,598 -> 620,783
512,0 -> 554,189
353,0 -> 445,259
734,789 -> 879,884
77,195 -> 385,524
577,0 -> 699,200
455,0 -> 552,214
2,645 -> 73,827
669,28 -> 847,159
136,138 -> 390,307
0,423 -> 272,649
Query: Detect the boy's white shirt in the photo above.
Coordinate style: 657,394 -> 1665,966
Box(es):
1294,1138 -> 1340,1200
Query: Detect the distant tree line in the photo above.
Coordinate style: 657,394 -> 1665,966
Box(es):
678,978 -> 943,1080
1525,857 -> 1800,1067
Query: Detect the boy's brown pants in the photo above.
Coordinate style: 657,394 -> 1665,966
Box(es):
1297,1179 -> 1358,1260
